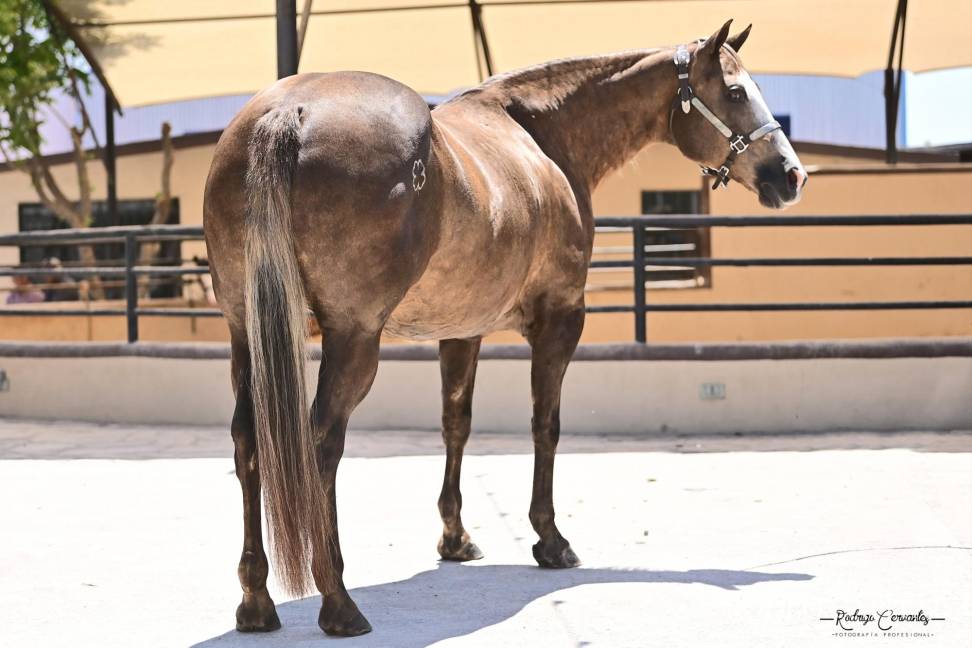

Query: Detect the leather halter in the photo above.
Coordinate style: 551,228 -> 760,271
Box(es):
671,44 -> 782,190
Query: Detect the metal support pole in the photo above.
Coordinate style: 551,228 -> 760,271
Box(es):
104,90 -> 117,224
297,0 -> 313,62
467,0 -> 494,80
276,0 -> 299,79
884,0 -> 908,164
632,225 -> 647,343
124,233 -> 138,343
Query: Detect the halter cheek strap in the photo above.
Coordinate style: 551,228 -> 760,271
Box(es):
672,44 -> 782,190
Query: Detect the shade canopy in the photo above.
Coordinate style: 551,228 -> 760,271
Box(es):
59,0 -> 972,109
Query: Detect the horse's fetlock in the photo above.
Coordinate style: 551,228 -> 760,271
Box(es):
437,493 -> 461,521
529,508 -> 554,530
238,549 -> 270,587
442,410 -> 471,431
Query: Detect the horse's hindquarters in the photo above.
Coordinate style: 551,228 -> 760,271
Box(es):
206,71 -> 440,334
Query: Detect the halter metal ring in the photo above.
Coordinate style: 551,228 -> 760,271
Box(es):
729,135 -> 749,155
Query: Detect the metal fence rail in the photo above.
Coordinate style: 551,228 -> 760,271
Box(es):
0,226 -> 217,342
592,214 -> 972,341
2,214 -> 971,344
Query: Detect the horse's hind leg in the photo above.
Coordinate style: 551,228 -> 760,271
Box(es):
310,327 -> 382,637
229,338 -> 281,632
526,304 -> 585,569
437,337 -> 484,561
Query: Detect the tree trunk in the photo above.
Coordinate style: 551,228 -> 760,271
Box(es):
138,122 -> 174,298
68,126 -> 105,300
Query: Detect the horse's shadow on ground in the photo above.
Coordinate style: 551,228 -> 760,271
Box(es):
193,562 -> 812,647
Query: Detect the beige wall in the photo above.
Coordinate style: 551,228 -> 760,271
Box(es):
0,303 -> 229,343
1,139 -> 970,343
1,354 -> 969,433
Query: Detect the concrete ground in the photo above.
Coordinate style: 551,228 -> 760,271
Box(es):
1,420 -> 970,648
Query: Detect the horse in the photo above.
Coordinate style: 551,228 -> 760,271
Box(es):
203,19 -> 806,637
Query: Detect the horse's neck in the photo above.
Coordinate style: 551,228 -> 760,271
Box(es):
490,49 -> 678,191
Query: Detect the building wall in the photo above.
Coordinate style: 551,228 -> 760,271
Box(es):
1,139 -> 970,343
584,144 -> 972,342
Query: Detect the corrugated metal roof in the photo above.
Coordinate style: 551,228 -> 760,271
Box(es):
34,71 -> 904,157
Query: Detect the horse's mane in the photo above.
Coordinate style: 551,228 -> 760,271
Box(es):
447,49 -> 663,114
439,46 -> 679,187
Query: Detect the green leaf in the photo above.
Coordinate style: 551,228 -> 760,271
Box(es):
0,0 -> 93,157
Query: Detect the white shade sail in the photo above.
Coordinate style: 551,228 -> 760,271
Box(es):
58,0 -> 972,108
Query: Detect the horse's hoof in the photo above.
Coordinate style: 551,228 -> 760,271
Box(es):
533,540 -> 581,569
438,536 -> 485,562
236,592 -> 281,632
319,598 -> 373,637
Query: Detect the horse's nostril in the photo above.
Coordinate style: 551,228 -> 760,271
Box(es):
787,167 -> 807,192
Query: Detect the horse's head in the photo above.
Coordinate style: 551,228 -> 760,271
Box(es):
669,20 -> 807,209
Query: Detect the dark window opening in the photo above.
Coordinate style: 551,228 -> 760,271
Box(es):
641,190 -> 700,215
639,190 -> 711,289
774,114 -> 791,138
17,199 -> 182,300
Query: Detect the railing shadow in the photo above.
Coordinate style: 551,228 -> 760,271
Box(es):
191,562 -> 813,647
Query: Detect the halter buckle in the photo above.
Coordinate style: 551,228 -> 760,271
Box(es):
674,46 -> 693,114
713,165 -> 731,189
729,135 -> 749,155
700,165 -> 731,189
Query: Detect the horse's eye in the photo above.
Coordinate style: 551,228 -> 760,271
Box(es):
727,85 -> 747,103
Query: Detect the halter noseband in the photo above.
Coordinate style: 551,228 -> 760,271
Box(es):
672,43 -> 782,190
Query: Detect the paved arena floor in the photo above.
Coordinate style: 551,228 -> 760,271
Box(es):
2,420 -> 970,647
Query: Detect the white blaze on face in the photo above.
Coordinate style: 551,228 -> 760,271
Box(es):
736,69 -> 774,126
737,68 -> 806,196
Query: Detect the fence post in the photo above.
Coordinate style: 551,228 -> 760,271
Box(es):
125,233 -> 138,343
633,224 -> 647,343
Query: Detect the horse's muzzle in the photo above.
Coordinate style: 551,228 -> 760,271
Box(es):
757,160 -> 806,208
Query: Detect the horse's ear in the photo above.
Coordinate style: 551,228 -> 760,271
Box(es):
727,24 -> 752,53
701,19 -> 733,58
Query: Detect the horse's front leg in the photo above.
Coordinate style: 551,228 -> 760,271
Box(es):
526,304 -> 585,568
310,328 -> 381,637
229,340 -> 281,632
437,337 -> 484,561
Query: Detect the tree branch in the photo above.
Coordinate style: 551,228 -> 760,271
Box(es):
67,69 -> 101,151
1,143 -> 80,227
138,122 -> 175,295
26,159 -> 81,226
31,156 -> 79,224
153,122 -> 173,225
70,126 -> 92,226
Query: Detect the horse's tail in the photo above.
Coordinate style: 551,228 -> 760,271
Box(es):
243,106 -> 325,596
